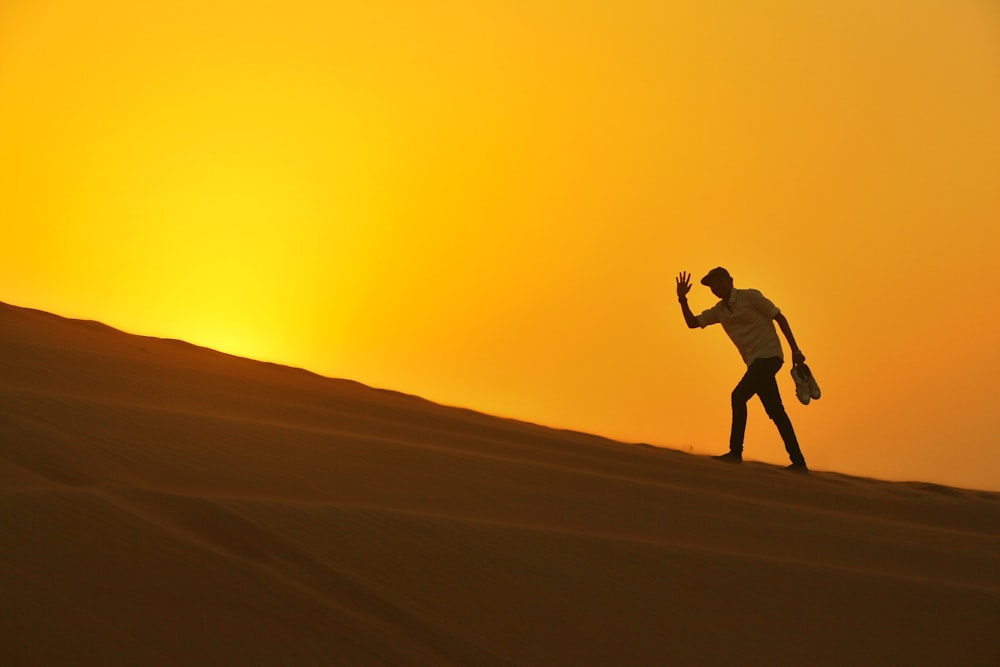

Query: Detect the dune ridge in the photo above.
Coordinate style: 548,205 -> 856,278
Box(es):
1,301 -> 997,666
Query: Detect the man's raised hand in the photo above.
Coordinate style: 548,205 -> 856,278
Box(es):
676,271 -> 693,300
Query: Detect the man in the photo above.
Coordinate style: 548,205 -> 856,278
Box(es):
676,267 -> 808,472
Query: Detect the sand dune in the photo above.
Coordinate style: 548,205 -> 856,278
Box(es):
1,302 -> 997,666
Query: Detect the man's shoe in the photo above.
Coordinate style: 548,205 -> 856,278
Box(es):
801,363 -> 821,400
713,451 -> 742,463
790,365 -> 812,405
785,462 -> 809,473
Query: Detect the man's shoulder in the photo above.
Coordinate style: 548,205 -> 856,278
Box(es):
708,296 -> 728,312
735,287 -> 772,302
696,298 -> 725,326
736,287 -> 780,314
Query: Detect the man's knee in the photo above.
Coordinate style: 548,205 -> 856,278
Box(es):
766,406 -> 787,422
760,393 -> 787,421
731,387 -> 753,407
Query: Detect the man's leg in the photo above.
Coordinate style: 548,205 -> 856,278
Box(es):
756,367 -> 807,466
728,359 -> 780,455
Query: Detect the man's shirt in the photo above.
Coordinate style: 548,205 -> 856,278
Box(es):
696,288 -> 783,365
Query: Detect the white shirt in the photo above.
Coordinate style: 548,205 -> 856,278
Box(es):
696,288 -> 783,365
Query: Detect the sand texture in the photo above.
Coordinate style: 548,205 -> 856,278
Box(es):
1,302 -> 997,666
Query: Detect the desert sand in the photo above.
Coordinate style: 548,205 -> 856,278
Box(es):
1,301 -> 997,666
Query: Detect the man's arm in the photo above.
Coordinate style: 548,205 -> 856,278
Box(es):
676,272 -> 700,329
774,312 -> 806,365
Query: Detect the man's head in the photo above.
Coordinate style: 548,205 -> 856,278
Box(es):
701,267 -> 734,299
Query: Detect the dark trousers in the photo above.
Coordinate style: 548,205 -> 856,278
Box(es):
730,357 -> 805,464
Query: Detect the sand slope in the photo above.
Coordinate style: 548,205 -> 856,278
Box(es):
1,302 -> 997,666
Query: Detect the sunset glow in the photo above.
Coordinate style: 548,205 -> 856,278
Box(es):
2,0 -> 998,489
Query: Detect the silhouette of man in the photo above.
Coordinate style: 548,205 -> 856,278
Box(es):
676,268 -> 808,472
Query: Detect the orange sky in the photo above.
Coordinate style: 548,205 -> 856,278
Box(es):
2,0 -> 999,490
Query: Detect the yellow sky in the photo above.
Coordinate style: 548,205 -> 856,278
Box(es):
2,0 -> 999,490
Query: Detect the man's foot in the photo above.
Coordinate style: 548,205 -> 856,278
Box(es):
713,451 -> 742,463
785,461 -> 809,473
